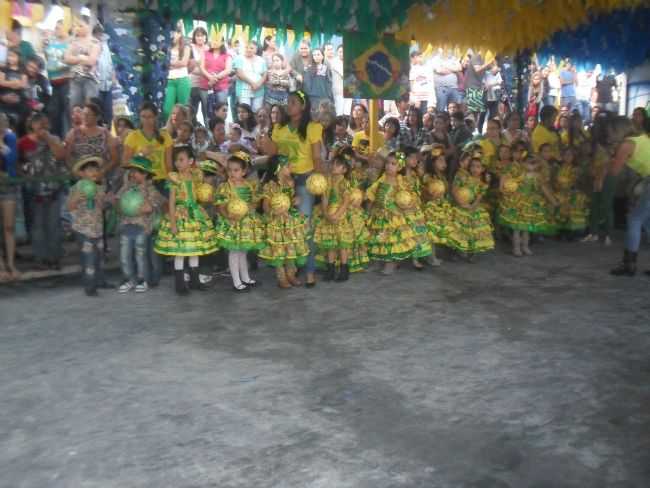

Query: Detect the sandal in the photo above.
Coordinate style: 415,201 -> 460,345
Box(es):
232,283 -> 250,292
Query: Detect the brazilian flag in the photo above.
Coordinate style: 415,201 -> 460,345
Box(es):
343,33 -> 409,100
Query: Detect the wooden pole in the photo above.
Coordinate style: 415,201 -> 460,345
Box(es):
368,99 -> 380,153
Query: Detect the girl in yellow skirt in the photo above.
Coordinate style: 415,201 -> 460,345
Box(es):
214,151 -> 265,292
448,157 -> 495,261
258,156 -> 310,288
402,148 -> 432,269
313,156 -> 356,282
423,151 -> 452,265
498,155 -> 558,257
553,147 -> 589,237
154,146 -> 219,295
366,151 -> 417,275
340,147 -> 371,273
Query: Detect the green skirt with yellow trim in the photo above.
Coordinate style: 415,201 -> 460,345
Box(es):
554,190 -> 589,231
447,205 -> 495,253
154,206 -> 219,256
367,207 -> 417,262
214,212 -> 266,251
497,192 -> 557,235
424,198 -> 453,246
313,207 -> 356,251
258,212 -> 310,267
403,206 -> 432,258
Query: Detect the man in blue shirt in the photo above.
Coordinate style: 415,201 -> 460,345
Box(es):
560,59 -> 577,110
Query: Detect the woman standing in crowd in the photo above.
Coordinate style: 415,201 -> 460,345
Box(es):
264,53 -> 291,108
0,113 -> 19,281
609,117 -> 650,275
303,48 -> 334,117
123,102 -> 174,193
64,14 -> 100,109
262,90 -> 324,288
163,28 -> 192,121
44,18 -> 72,138
64,102 -> 118,173
189,27 -> 209,125
200,33 -> 231,121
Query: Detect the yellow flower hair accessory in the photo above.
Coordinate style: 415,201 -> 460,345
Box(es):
395,151 -> 407,169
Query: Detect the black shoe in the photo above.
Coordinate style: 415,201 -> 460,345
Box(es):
175,270 -> 189,295
84,287 -> 98,297
189,268 -> 209,291
610,250 -> 637,277
233,283 -> 250,292
324,263 -> 336,282
243,280 -> 260,287
336,264 -> 349,282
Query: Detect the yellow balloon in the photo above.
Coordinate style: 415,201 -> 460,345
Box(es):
227,199 -> 249,220
427,180 -> 446,199
395,190 -> 414,210
306,173 -> 328,196
349,188 -> 364,206
456,187 -> 473,205
196,183 -> 215,204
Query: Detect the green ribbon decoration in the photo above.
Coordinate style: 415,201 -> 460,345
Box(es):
179,180 -> 207,225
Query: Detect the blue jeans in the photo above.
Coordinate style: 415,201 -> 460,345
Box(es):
147,233 -> 162,286
576,99 -> 591,124
294,173 -> 316,274
31,192 -> 63,261
120,225 -> 148,282
76,232 -> 105,291
435,85 -> 460,112
560,96 -> 576,109
624,180 -> 650,253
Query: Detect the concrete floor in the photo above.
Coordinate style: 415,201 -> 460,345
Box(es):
1,239 -> 649,488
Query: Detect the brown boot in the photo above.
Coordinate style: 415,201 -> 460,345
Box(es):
276,267 -> 292,289
286,265 -> 302,286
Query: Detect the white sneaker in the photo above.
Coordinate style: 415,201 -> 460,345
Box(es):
604,236 -> 612,247
427,255 -> 442,267
118,280 -> 135,293
581,234 -> 598,243
199,274 -> 213,284
135,280 -> 148,293
184,272 -> 190,282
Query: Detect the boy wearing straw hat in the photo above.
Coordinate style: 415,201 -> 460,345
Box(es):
67,156 -> 112,296
115,156 -> 165,294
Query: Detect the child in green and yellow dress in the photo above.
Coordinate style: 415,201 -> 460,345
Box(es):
258,156 -> 309,288
154,146 -> 219,295
366,152 -> 417,275
341,147 -> 371,273
423,152 -> 453,265
214,151 -> 265,292
553,147 -> 589,237
402,148 -> 432,269
313,156 -> 356,282
498,155 -> 558,257
447,157 -> 495,260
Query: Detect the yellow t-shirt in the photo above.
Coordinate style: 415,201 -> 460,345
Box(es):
352,130 -> 385,156
271,122 -> 323,175
124,129 -> 174,180
532,125 -> 561,160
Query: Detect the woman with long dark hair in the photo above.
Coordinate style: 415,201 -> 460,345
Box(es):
347,103 -> 368,137
260,90 -> 324,287
189,26 -> 209,125
200,34 -> 231,122
303,47 -> 334,117
162,28 -> 191,120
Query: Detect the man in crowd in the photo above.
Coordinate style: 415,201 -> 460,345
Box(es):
432,48 -> 461,113
290,39 -> 311,87
409,50 -> 435,113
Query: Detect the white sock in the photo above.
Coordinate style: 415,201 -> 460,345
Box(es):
229,252 -> 242,287
174,256 -> 185,270
239,251 -> 252,283
189,256 -> 199,268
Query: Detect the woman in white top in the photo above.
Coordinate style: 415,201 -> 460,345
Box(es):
163,28 -> 191,121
